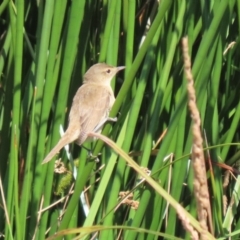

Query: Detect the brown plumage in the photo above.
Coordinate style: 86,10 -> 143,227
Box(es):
42,63 -> 125,164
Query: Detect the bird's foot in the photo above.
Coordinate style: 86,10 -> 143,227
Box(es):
107,116 -> 118,122
81,145 -> 100,162
87,152 -> 101,162
93,116 -> 118,132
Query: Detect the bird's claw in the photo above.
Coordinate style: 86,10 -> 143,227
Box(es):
87,152 -> 101,163
107,117 -> 117,122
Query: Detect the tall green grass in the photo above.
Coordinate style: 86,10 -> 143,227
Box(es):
0,0 -> 240,239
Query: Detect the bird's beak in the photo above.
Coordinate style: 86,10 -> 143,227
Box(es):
117,66 -> 125,72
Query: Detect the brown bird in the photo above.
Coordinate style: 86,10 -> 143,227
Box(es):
42,63 -> 125,164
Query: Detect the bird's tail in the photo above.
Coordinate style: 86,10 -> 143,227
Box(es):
42,133 -> 76,164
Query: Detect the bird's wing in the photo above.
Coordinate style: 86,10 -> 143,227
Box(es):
69,84 -> 114,145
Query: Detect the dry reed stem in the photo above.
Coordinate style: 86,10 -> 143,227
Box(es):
0,174 -> 12,238
177,204 -> 199,240
182,37 -> 212,239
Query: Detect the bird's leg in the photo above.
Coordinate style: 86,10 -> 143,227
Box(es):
107,116 -> 118,122
94,116 -> 118,133
81,145 -> 100,162
107,112 -> 121,124
85,116 -> 118,162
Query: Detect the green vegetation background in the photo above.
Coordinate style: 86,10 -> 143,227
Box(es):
0,0 -> 240,239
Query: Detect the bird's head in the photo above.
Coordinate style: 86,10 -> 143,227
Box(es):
83,63 -> 125,85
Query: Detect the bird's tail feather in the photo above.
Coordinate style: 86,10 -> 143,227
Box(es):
42,134 -> 74,164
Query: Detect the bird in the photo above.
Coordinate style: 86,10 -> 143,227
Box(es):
42,63 -> 125,164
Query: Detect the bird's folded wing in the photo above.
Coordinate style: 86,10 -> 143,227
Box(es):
69,84 -> 113,145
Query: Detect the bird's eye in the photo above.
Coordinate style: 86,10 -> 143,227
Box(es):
106,69 -> 111,74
